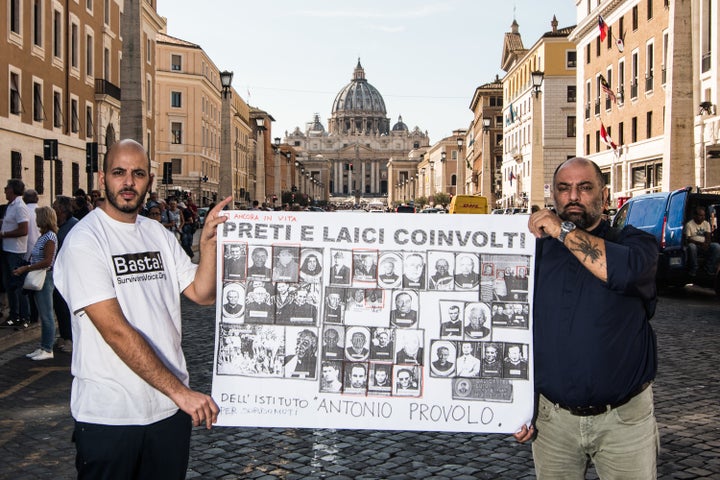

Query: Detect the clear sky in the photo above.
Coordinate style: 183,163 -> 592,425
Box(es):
161,1 -> 575,144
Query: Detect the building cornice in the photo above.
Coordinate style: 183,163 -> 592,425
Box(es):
569,0 -> 627,43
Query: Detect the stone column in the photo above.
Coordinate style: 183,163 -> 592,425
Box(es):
662,0 -> 695,190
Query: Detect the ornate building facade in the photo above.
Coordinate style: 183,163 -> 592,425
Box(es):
284,60 -> 429,204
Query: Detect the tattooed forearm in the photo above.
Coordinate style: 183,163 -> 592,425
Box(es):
564,230 -> 608,282
569,236 -> 603,263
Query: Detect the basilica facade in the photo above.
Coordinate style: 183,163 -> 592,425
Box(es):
284,60 -> 429,204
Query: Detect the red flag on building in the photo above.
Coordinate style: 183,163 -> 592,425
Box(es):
600,122 -> 618,154
598,15 -> 609,42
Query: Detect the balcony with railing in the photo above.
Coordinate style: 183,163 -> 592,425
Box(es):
585,103 -> 591,120
605,97 -> 612,110
645,74 -> 654,93
594,98 -> 600,115
617,87 -> 625,106
661,67 -> 666,85
630,81 -> 638,99
95,79 -> 121,101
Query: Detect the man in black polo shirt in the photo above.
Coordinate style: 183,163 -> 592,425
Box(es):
517,157 -> 658,478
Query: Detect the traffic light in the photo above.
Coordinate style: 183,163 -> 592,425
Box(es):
86,142 -> 98,172
43,139 -> 58,160
162,162 -> 173,185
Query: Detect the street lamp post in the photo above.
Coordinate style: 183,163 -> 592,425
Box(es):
530,70 -> 545,208
481,117 -> 492,202
254,117 -> 267,206
285,151 -> 292,200
429,159 -> 435,204
456,136 -> 465,195
218,70 -> 234,203
531,70 -> 545,98
440,151 -> 446,195
273,137 -> 281,207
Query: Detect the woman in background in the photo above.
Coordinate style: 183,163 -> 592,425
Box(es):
15,206 -> 58,361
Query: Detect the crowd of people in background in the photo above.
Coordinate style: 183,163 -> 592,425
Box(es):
0,177 -> 206,359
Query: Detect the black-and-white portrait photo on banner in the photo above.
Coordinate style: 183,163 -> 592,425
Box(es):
328,249 -> 352,286
272,245 -> 300,283
221,282 -> 245,322
430,340 -> 457,377
323,287 -> 345,324
427,250 -> 455,290
223,243 -> 247,282
247,246 -> 272,281
439,300 -> 465,339
283,327 -> 319,380
212,212 -> 535,434
377,252 -> 402,289
299,248 -> 324,284
352,249 -> 378,285
321,325 -> 345,361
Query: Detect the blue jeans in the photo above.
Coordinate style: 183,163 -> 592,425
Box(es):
532,386 -> 658,479
3,252 -> 30,320
686,242 -> 720,275
33,270 -> 55,351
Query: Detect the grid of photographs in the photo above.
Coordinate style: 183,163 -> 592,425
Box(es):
216,243 -> 531,399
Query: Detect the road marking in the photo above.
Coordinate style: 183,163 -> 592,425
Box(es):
0,366 -> 69,400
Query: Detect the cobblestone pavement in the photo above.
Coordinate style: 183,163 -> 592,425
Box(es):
0,286 -> 717,479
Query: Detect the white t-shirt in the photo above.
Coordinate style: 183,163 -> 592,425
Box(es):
685,219 -> 711,243
25,203 -> 40,261
55,208 -> 198,425
2,196 -> 29,253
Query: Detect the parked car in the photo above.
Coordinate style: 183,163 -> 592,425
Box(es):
395,205 -> 416,213
197,207 -> 209,227
419,207 -> 445,213
612,187 -> 720,295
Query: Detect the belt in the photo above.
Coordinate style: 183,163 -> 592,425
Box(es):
556,381 -> 652,417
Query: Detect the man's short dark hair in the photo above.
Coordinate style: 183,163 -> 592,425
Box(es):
6,179 -> 25,196
23,189 -> 39,204
54,196 -> 74,215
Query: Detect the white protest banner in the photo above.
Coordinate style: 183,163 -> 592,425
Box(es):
211,211 -> 535,433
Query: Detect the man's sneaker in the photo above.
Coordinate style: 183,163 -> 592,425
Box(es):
0,317 -> 19,328
32,350 -> 54,361
26,348 -> 44,358
60,340 -> 73,353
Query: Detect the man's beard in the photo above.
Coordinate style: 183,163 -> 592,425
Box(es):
107,187 -> 145,214
558,197 -> 603,229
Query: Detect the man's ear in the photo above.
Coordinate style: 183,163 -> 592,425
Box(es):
148,172 -> 155,190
